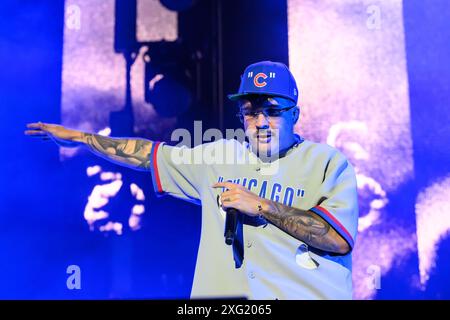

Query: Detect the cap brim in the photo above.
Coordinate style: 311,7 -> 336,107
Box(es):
227,92 -> 296,108
228,91 -> 295,101
227,93 -> 251,101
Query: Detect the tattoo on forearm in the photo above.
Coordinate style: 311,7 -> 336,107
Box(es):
263,202 -> 348,254
83,133 -> 152,170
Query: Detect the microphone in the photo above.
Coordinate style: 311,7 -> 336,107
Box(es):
224,208 -> 239,245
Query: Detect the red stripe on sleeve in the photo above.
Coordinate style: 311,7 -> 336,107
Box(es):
152,142 -> 163,193
315,205 -> 354,243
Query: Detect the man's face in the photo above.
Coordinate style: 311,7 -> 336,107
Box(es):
238,95 -> 299,158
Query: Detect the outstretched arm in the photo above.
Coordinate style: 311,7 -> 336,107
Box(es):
81,133 -> 152,171
25,122 -> 153,171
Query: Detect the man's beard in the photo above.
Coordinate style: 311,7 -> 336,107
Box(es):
255,135 -> 279,162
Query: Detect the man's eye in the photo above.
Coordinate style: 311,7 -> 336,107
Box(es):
265,109 -> 281,116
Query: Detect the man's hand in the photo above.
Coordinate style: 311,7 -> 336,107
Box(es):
212,181 -> 269,217
212,181 -> 350,254
25,122 -> 84,147
25,122 -> 153,171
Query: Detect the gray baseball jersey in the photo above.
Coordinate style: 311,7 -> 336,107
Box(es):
149,138 -> 358,299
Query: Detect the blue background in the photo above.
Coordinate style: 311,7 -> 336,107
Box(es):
0,0 -> 448,299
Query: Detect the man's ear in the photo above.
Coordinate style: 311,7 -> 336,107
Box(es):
292,107 -> 300,124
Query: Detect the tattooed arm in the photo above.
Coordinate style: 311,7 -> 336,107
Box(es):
25,122 -> 153,171
81,133 -> 152,171
213,181 -> 350,255
261,200 -> 350,254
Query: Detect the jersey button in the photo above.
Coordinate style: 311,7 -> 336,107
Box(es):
248,271 -> 255,279
246,240 -> 253,248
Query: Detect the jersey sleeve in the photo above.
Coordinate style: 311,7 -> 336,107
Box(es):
149,142 -> 204,205
309,152 -> 359,250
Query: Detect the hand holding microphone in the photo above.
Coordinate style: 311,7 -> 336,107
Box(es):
224,207 -> 239,245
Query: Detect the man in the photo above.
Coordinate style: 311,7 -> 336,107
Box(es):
25,61 -> 358,299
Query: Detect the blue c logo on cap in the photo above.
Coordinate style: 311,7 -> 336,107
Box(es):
253,72 -> 268,88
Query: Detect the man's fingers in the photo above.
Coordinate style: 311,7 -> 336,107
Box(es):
220,196 -> 236,209
26,122 -> 45,129
212,181 -> 233,188
220,190 -> 233,201
24,130 -> 48,136
26,122 -> 55,130
222,195 -> 232,202
212,181 -> 240,190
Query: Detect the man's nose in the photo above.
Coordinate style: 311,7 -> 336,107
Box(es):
255,113 -> 269,129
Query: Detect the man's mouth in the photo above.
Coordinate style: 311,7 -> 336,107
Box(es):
256,132 -> 272,143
